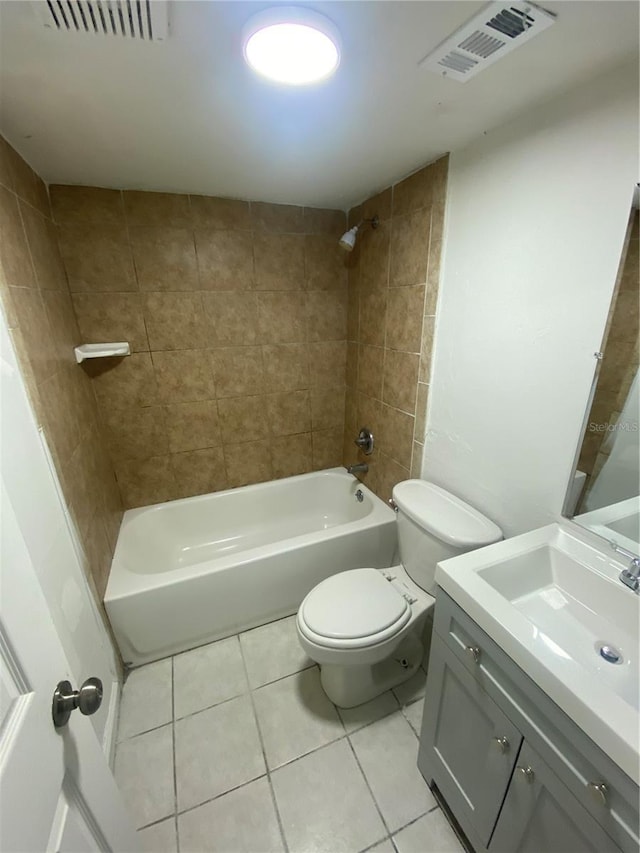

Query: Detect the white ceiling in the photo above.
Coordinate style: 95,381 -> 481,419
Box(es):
0,1 -> 638,210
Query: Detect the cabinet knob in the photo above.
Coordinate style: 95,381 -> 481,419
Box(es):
493,736 -> 510,754
587,782 -> 608,806
465,645 -> 481,664
516,766 -> 535,783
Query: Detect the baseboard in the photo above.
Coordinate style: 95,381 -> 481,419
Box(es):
102,678 -> 120,769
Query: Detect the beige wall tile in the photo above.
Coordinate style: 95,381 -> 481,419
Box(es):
303,208 -> 345,235
103,405 -> 168,459
266,390 -> 311,436
165,401 -> 221,453
271,433 -> 313,479
130,226 -> 199,291
72,292 -> 148,351
312,428 -> 343,469
84,514 -> 113,599
251,202 -> 304,233
346,341 -> 358,388
304,235 -> 347,290
151,349 -> 215,403
358,345 -> 384,399
389,209 -> 430,287
124,191 -> 191,227
38,367 -> 82,462
359,220 -> 390,292
410,442 -> 424,479
363,188 -> 392,223
348,204 -> 363,230
309,340 -> 347,388
0,186 -> 36,289
190,196 -> 251,230
383,350 -> 419,413
359,289 -> 387,348
9,286 -> 57,383
376,452 -> 410,502
311,386 -> 345,430
254,233 -> 305,290
419,316 -> 435,383
414,382 -> 429,444
217,395 -> 266,444
90,352 -> 158,409
356,394 -> 382,448
171,447 -> 227,498
20,203 -> 67,291
430,200 -> 446,245
386,285 -> 425,353
202,291 -> 259,347
58,223 -> 137,292
426,238 -> 442,297
195,229 -> 254,290
5,150 -> 48,217
263,343 -> 309,392
42,290 -> 80,364
347,278 -> 359,342
115,455 -> 177,508
225,439 -> 272,488
211,346 -> 264,398
257,292 -> 306,344
392,167 -> 433,217
0,137 -> 15,190
306,290 -> 347,342
378,404 -> 414,469
50,185 -> 124,226
143,292 -> 207,350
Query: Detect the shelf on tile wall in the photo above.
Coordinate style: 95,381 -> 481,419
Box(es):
74,343 -> 131,364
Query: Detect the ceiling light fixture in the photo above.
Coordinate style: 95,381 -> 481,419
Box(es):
242,7 -> 341,86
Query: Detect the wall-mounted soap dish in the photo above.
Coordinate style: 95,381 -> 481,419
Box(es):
74,343 -> 130,364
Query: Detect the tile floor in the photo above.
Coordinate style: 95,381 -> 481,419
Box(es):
114,615 -> 464,853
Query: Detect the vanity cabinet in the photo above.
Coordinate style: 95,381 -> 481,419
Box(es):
418,591 -> 640,853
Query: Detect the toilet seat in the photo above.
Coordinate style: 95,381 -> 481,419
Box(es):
298,568 -> 412,650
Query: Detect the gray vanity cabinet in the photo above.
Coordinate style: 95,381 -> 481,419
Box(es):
420,636 -> 522,846
418,591 -> 640,853
489,742 -> 619,853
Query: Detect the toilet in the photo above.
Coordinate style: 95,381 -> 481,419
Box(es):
296,479 -> 503,708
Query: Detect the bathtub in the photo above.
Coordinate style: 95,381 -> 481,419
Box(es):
104,468 -> 397,666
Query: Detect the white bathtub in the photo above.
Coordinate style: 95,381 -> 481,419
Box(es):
104,468 -> 397,666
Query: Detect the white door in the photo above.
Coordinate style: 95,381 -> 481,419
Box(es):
0,475 -> 139,852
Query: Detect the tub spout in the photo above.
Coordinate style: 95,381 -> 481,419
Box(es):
346,463 -> 368,475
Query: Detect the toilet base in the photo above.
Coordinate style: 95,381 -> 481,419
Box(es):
319,632 -> 424,708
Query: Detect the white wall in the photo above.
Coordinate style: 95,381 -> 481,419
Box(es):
0,308 -> 120,757
422,61 -> 639,537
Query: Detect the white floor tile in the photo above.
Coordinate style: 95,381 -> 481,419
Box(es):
338,690 -> 399,734
402,698 -> 424,737
271,739 -> 386,853
393,809 -> 464,853
392,670 -> 426,707
239,615 -> 313,688
178,776 -> 284,853
350,712 -> 435,832
114,725 -> 175,829
173,636 -> 248,719
253,667 -> 344,769
137,818 -> 177,853
366,840 -> 395,853
118,658 -> 173,741
174,694 -> 265,811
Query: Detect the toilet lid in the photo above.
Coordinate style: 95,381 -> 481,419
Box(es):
299,569 -> 410,647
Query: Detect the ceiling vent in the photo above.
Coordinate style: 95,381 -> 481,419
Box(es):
34,0 -> 168,40
419,2 -> 555,82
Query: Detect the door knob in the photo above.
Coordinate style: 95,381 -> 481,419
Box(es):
587,782 -> 608,806
516,765 -> 535,783
465,645 -> 481,664
52,677 -> 103,728
493,736 -> 510,754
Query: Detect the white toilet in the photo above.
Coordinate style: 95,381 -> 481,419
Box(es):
296,479 -> 503,708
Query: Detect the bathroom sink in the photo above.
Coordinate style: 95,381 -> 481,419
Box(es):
434,523 -> 640,784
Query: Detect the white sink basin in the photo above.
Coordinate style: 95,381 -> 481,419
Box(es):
435,522 -> 640,784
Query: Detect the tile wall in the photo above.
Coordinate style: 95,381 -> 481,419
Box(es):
51,186 -> 348,508
343,157 -> 448,501
0,136 -> 122,600
579,208 -> 639,491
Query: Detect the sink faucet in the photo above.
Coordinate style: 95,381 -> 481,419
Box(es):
346,463 -> 368,475
611,542 -> 640,592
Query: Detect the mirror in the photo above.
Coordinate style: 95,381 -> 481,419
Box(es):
563,192 -> 639,553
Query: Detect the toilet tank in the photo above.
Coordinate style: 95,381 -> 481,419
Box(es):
392,480 -> 503,595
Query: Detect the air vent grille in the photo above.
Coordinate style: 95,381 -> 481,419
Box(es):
419,1 -> 555,83
35,0 -> 168,40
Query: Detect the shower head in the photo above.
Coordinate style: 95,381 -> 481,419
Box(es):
338,215 -> 379,251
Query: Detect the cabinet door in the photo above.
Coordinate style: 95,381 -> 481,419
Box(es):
489,742 -> 620,853
418,634 -> 523,847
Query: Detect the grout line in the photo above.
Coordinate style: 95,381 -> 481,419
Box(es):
345,734 -> 393,841
170,655 -> 180,852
